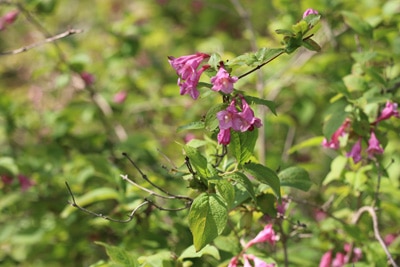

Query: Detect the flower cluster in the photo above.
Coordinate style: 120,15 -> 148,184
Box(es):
322,101 -> 399,163
168,53 -> 261,145
0,10 -> 19,31
319,244 -> 362,267
228,224 -> 278,267
1,174 -> 34,192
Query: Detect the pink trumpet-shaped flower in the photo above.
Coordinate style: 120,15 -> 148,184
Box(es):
346,138 -> 362,163
374,101 -> 399,124
367,131 -> 384,158
245,224 -> 277,249
210,66 -> 238,94
322,118 -> 351,149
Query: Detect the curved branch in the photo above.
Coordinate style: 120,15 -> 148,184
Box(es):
352,206 -> 398,267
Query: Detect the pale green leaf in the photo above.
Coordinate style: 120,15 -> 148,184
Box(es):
179,245 -> 220,260
95,241 -> 138,267
243,163 -> 281,199
279,166 -> 313,191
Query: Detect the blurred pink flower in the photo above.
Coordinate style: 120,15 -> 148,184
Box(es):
374,101 -> 399,124
245,224 -> 277,249
384,233 -> 398,246
319,250 -> 332,267
80,72 -> 95,86
322,118 -> 351,149
18,175 -> 34,191
346,138 -> 362,163
113,90 -> 127,103
184,133 -> 196,143
367,131 -> 384,158
4,10 -> 19,24
243,254 -> 275,267
303,8 -> 319,18
1,175 -> 13,185
228,256 -> 239,267
210,66 -> 238,94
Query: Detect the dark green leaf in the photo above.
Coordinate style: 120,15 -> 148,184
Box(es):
244,95 -> 277,115
229,130 -> 258,165
183,145 -> 211,179
323,112 -> 348,140
279,166 -> 313,191
205,103 -> 226,131
213,179 -> 235,209
243,163 -> 281,199
189,193 -> 228,251
302,38 -> 321,52
226,172 -> 256,202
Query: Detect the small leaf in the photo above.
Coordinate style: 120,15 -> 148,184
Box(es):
205,103 -> 226,131
189,193 -> 228,251
183,145 -> 210,179
288,136 -> 325,154
244,95 -> 277,115
0,157 -> 19,176
177,121 -> 205,132
279,167 -> 313,191
229,130 -> 258,165
95,241 -> 138,267
243,163 -> 281,199
179,245 -> 220,260
302,38 -> 321,52
342,11 -> 373,38
226,172 -> 256,202
208,53 -> 222,70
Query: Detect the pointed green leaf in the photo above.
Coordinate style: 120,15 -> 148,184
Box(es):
323,111 -> 348,139
302,38 -> 321,52
226,172 -> 256,202
243,163 -> 281,199
279,167 -> 313,191
288,136 -> 325,154
179,245 -> 220,260
189,193 -> 228,251
244,95 -> 277,115
213,179 -> 235,209
230,130 -> 258,165
61,187 -> 120,218
95,241 -> 138,266
183,145 -> 215,179
205,103 -> 226,131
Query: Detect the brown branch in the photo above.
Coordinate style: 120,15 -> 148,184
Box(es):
0,28 -> 84,56
352,206 -> 398,267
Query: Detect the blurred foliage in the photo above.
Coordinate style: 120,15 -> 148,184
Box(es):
0,0 -> 399,266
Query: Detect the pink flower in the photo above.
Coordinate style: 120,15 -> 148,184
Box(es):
319,250 -> 332,267
4,10 -> 19,24
322,119 -> 351,149
346,138 -> 362,163
1,175 -> 13,185
178,64 -> 209,99
374,101 -> 399,124
217,128 -> 231,145
367,131 -> 384,158
168,53 -> 210,99
243,254 -> 275,267
18,175 -> 34,191
303,8 -> 319,18
80,72 -> 95,86
245,224 -> 277,249
332,252 -> 346,267
113,91 -> 127,103
210,66 -> 238,94
216,97 -> 262,144
228,256 -> 239,267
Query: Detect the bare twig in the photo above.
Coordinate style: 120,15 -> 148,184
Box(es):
0,28 -> 84,56
352,206 -> 398,267
65,181 -> 149,223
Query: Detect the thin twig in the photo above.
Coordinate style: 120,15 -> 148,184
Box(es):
0,28 -> 84,56
352,206 -> 398,267
65,181 -> 149,223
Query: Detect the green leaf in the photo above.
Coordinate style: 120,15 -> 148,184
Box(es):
208,53 -> 222,70
323,112 -> 348,139
95,241 -> 138,267
243,163 -> 281,199
60,187 -> 120,218
323,155 -> 347,185
226,48 -> 284,68
177,121 -> 205,132
288,136 -> 325,154
302,38 -> 321,52
229,130 -> 258,165
341,11 -> 373,38
205,103 -> 226,131
183,145 -> 209,179
279,167 -> 313,191
226,172 -> 256,202
189,193 -> 228,251
213,179 -> 235,209
244,95 -> 277,115
179,245 -> 220,260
